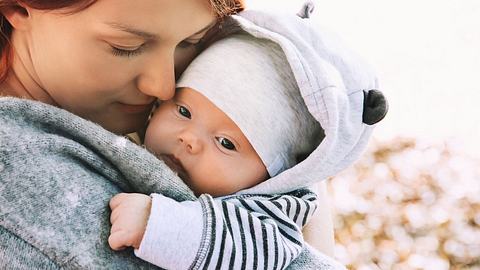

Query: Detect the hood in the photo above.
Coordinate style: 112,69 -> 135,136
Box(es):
234,3 -> 388,195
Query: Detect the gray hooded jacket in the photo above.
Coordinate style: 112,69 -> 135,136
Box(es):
236,7 -> 387,195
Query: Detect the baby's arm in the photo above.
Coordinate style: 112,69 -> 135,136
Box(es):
109,190 -> 318,270
199,190 -> 319,270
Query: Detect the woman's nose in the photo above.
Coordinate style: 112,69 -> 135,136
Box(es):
178,130 -> 203,154
137,52 -> 175,101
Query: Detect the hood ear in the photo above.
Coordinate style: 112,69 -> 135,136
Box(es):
297,1 -> 315,19
362,89 -> 388,125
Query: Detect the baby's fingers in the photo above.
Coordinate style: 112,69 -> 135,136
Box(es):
108,230 -> 133,251
110,207 -> 121,225
109,193 -> 128,209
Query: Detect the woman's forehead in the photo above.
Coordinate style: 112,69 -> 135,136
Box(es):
80,0 -> 216,40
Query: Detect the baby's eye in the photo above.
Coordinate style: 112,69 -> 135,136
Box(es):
177,105 -> 191,119
217,137 -> 236,151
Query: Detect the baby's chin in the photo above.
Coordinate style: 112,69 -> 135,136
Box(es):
158,154 -> 190,179
189,181 -> 242,198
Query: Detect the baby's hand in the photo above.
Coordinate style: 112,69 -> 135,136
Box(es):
108,193 -> 152,250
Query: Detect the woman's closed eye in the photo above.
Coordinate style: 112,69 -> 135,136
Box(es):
110,44 -> 145,58
216,137 -> 236,151
177,105 -> 192,119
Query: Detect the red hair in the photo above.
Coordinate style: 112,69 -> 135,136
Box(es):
0,0 -> 244,83
0,0 -> 97,82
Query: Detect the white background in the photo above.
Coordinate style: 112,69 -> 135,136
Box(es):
245,0 -> 480,158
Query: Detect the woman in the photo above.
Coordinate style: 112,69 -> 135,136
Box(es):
0,0 -> 335,268
1,0 -> 225,133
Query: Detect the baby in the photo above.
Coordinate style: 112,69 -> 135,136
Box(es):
109,34 -> 323,269
107,11 -> 387,268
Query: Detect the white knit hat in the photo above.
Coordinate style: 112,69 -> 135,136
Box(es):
177,34 -> 323,177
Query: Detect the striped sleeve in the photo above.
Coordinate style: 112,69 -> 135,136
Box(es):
134,189 -> 318,270
195,189 -> 318,270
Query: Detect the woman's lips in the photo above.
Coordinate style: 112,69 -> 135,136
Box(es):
117,102 -> 154,114
160,154 -> 188,178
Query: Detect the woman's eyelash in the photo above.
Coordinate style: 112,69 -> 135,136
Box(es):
111,46 -> 144,58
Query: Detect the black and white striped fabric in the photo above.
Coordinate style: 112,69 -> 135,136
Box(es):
192,189 -> 318,270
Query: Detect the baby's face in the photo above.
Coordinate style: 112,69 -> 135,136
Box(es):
144,87 -> 268,197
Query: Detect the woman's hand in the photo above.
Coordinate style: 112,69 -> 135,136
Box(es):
302,182 -> 335,256
108,193 -> 152,250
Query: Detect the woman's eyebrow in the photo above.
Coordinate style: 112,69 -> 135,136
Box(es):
105,22 -> 158,40
105,20 -> 216,40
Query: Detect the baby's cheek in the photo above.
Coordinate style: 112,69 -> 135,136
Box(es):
143,122 -> 162,151
188,166 -> 231,197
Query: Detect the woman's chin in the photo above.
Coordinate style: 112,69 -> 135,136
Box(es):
94,112 -> 150,135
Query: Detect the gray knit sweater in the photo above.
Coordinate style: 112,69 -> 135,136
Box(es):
0,97 -> 344,269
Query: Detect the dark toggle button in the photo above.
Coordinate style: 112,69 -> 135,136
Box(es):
297,1 -> 315,19
362,89 -> 388,125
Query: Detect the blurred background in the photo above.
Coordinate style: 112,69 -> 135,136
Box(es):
245,1 -> 480,269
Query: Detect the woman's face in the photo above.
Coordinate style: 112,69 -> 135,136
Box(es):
14,0 -> 215,133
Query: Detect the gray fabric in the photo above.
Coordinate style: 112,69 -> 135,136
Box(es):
0,226 -> 60,270
177,34 -> 322,177
232,8 -> 382,195
0,97 -> 193,269
294,243 -> 347,270
0,97 -> 343,269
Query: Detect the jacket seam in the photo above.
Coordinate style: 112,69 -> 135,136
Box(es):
0,225 -> 62,269
189,195 -> 214,270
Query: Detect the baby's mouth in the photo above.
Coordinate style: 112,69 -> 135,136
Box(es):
159,154 -> 189,180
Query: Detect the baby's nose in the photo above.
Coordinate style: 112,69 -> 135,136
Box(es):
178,132 -> 203,154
